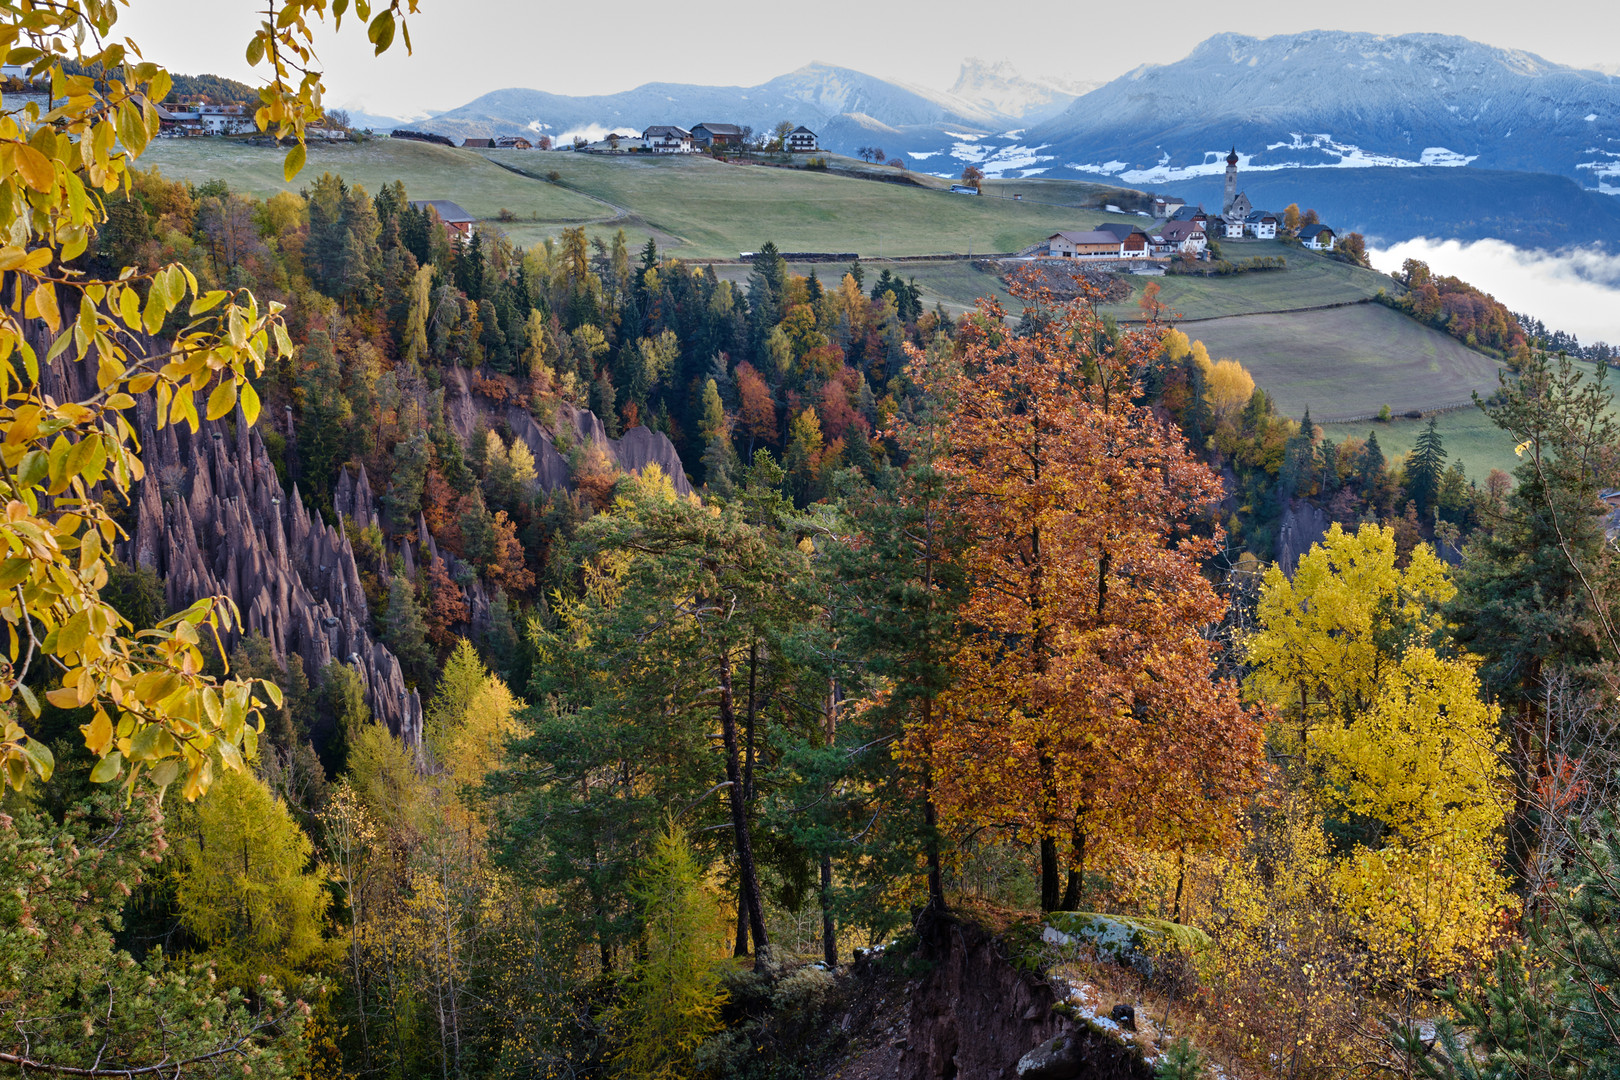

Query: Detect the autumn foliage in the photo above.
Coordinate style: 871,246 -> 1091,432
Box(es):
907,273 -> 1264,911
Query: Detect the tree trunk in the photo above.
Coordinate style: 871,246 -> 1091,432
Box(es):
734,892 -> 749,957
1060,824 -> 1085,911
820,855 -> 837,967
922,700 -> 945,913
719,648 -> 770,967
1040,836 -> 1061,912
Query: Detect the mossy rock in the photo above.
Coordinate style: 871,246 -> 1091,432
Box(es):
1043,912 -> 1211,975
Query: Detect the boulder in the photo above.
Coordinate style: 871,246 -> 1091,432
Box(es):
1017,1034 -> 1086,1080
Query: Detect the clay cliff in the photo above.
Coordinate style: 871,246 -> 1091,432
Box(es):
41,345 -> 424,748
442,368 -> 693,496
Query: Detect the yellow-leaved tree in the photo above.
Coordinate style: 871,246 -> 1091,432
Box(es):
0,0 -> 419,797
1246,521 -> 1453,753
1316,646 -> 1513,982
1246,523 -> 1514,987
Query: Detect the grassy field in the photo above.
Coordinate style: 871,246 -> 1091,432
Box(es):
1185,303 -> 1505,423
140,138 -> 1155,260
1097,241 -> 1393,322
1319,406 -> 1517,483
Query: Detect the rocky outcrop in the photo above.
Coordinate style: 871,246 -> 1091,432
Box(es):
40,343 -> 423,749
903,914 -> 1157,1080
1277,498 -> 1331,574
442,368 -> 692,496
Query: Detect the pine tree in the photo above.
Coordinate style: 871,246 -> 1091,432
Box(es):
383,576 -> 434,688
296,330 -> 352,502
1406,417 -> 1447,518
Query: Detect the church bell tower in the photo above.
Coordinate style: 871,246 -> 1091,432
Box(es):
1223,147 -> 1239,215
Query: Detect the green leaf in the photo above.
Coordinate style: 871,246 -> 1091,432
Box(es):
246,33 -> 265,65
148,757 -> 180,788
89,750 -> 123,783
20,738 -> 53,782
283,142 -> 306,182
367,10 -> 395,54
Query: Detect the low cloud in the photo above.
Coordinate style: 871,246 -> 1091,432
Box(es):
1370,238 -> 1620,346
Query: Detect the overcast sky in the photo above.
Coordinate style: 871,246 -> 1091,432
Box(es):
121,0 -> 1620,119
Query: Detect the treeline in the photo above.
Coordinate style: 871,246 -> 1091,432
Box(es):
1515,310 -> 1617,364
1382,257 -> 1526,355
1167,253 -> 1288,276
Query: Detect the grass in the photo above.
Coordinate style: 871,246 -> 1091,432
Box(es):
1184,303 -> 1505,423
139,137 -> 608,225
1319,406 -> 1517,483
140,138 -> 1158,260
1099,241 -> 1393,323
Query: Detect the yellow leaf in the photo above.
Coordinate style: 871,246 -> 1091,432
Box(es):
14,143 -> 53,190
205,378 -> 237,421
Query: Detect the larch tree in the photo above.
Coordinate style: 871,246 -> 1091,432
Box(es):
923,274 -> 1264,911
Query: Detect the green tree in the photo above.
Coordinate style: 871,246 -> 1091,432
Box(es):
606,821 -> 728,1079
297,330 -> 352,500
1450,353 -> 1620,877
1405,417 -> 1447,519
170,767 -> 337,990
383,576 -> 434,688
0,791 -> 310,1075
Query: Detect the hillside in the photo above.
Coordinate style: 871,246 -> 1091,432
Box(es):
137,137 -> 1147,259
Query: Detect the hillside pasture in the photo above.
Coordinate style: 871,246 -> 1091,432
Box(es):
1098,241 -> 1393,322
1318,406 -> 1517,485
1185,303 -> 1504,422
138,137 -> 609,224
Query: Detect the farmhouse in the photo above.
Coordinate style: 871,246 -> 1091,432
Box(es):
691,122 -> 744,148
462,137 -> 493,149
1299,223 -> 1337,251
156,103 -> 255,136
786,126 -> 819,153
1046,230 -> 1129,259
642,125 -> 694,153
1245,211 -> 1280,240
492,135 -> 532,149
1091,222 -> 1152,257
410,199 -> 476,242
1159,220 -> 1207,253
1152,195 -> 1186,218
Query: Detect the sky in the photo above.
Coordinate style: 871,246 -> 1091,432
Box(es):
120,0 -> 1620,119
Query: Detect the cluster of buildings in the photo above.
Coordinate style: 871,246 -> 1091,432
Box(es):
458,135 -> 538,149
566,123 -> 819,154
155,102 -> 348,140
1044,150 -> 1337,262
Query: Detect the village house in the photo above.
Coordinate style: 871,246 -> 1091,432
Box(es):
1158,219 -> 1208,254
156,103 -> 255,136
690,122 -> 744,149
1152,195 -> 1186,219
1298,223 -> 1337,251
410,199 -> 476,243
1245,211 -> 1280,239
1092,222 -> 1152,257
1046,230 -> 1133,259
493,135 -> 533,149
642,125 -> 694,153
786,125 -> 819,153
462,137 -> 493,149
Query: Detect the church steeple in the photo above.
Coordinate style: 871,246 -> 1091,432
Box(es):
1223,147 -> 1239,215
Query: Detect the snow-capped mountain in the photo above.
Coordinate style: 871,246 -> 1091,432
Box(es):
417,63 -> 1013,146
946,59 -> 1098,127
987,31 -> 1620,191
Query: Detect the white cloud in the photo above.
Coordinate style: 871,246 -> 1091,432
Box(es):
1370,238 -> 1620,345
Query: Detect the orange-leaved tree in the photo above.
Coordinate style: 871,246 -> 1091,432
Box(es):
918,272 -> 1264,911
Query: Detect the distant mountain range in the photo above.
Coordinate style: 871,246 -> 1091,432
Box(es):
361,31 -> 1620,249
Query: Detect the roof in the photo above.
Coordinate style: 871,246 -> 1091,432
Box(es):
1298,223 -> 1334,237
1226,147 -> 1239,165
643,125 -> 691,138
1154,195 -> 1186,205
461,138 -> 492,148
1160,221 -> 1205,241
1093,222 -> 1150,241
1050,231 -> 1125,246
790,125 -> 816,135
1169,205 -> 1206,221
410,199 -> 475,224
1245,211 -> 1278,222
692,122 -> 743,135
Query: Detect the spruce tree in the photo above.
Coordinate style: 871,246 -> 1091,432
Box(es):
1406,417 -> 1447,518
382,576 -> 433,688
